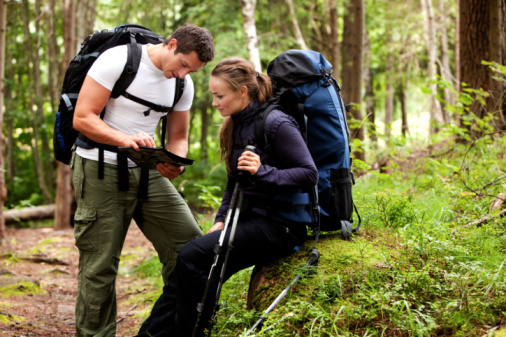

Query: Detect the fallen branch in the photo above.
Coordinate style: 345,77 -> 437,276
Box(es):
117,304 -> 138,324
3,205 -> 56,224
464,208 -> 506,228
20,253 -> 69,266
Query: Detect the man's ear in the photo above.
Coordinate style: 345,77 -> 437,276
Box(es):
167,38 -> 178,51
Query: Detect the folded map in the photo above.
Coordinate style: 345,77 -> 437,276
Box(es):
118,147 -> 194,169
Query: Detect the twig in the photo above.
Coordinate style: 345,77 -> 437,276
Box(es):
0,310 -> 13,318
20,254 -> 69,266
463,208 -> 506,228
116,304 -> 138,324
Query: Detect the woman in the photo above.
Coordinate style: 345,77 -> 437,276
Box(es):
136,57 -> 318,337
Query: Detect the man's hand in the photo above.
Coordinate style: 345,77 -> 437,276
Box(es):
157,162 -> 184,180
125,131 -> 156,150
207,221 -> 224,234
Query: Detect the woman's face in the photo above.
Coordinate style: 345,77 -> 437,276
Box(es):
209,76 -> 249,117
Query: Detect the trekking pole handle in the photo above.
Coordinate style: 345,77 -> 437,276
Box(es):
307,249 -> 320,266
237,145 -> 256,178
244,145 -> 256,153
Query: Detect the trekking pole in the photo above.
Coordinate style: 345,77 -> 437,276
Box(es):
246,249 -> 320,335
206,145 -> 256,336
192,145 -> 255,337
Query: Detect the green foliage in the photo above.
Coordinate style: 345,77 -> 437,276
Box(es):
131,126 -> 506,336
0,281 -> 47,297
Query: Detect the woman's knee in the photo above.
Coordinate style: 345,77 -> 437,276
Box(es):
177,236 -> 215,271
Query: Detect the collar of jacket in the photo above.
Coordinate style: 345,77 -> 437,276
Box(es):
231,99 -> 260,125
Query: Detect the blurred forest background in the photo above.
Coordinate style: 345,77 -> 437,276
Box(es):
0,0 -> 504,238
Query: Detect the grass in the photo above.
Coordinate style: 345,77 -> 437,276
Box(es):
129,129 -> 506,336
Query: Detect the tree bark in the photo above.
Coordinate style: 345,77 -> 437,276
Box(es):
21,0 -> 52,204
239,0 -> 261,71
421,0 -> 443,134
43,0 -> 61,115
397,82 -> 409,137
385,75 -> 394,141
285,0 -> 308,50
437,0 -> 454,122
363,32 -> 377,146
308,3 -> 324,53
54,0 -> 75,230
200,95 -> 210,162
488,0 -> 504,129
341,0 -> 365,162
328,0 -> 339,79
459,0 -> 489,120
76,0 -> 97,45
0,0 -> 7,243
4,205 -> 56,225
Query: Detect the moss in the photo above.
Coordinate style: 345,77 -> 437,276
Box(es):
0,281 -> 47,297
25,237 -> 63,254
0,311 -> 26,324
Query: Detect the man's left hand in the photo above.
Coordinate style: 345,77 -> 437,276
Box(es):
157,162 -> 184,180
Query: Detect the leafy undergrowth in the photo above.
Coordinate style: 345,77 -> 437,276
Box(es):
134,133 -> 506,336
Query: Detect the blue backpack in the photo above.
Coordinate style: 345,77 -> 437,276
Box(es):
255,49 -> 361,240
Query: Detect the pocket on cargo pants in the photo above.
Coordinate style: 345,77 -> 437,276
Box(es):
73,205 -> 98,252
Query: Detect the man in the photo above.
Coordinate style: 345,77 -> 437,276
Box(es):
71,24 -> 214,337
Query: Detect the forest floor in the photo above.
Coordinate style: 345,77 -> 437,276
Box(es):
0,223 -> 156,337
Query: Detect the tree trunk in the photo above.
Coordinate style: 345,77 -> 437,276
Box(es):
4,205 -> 56,225
54,0 -> 75,230
341,0 -> 365,162
308,3 -> 324,53
285,0 -> 308,50
328,0 -> 339,79
239,0 -> 261,71
34,0 -> 53,189
385,81 -> 394,141
459,0 -> 489,121
502,0 -> 506,123
200,95 -> 210,162
4,13 -> 13,190
43,0 -> 61,115
21,0 -> 52,204
363,32 -> 377,146
76,0 -> 97,44
0,0 -> 7,243
437,0 -> 454,122
421,0 -> 443,135
488,0 -> 504,129
397,82 -> 409,137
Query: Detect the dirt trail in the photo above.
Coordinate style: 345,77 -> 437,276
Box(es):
0,223 -> 157,337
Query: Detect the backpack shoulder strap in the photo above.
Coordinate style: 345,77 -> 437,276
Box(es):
254,101 -> 278,151
111,33 -> 141,99
160,77 -> 186,149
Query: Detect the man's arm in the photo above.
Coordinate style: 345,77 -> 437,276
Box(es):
73,75 -> 156,150
156,108 -> 190,179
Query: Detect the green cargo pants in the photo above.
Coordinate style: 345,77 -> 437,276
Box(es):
71,153 -> 202,337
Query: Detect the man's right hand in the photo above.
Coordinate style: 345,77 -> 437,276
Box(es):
124,131 -> 156,150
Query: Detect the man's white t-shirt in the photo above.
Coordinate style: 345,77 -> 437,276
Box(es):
76,44 -> 194,166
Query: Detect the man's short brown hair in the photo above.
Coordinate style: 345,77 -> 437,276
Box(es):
164,24 -> 215,63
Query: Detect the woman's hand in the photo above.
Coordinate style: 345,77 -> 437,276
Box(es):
207,221 -> 224,234
157,162 -> 184,180
237,151 -> 261,175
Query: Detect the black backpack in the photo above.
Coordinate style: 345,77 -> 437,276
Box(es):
256,50 -> 361,240
53,24 -> 184,165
